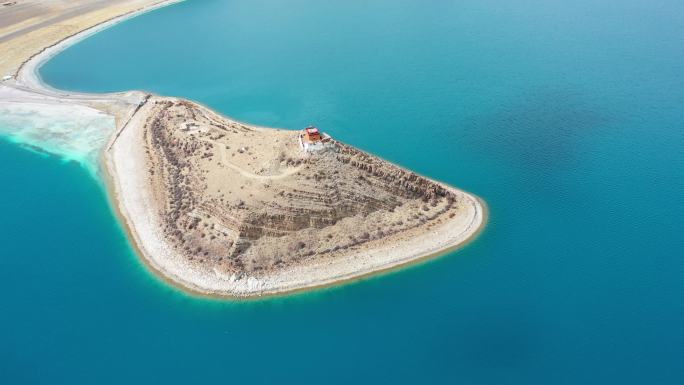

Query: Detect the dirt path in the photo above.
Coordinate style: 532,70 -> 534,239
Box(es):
219,148 -> 303,181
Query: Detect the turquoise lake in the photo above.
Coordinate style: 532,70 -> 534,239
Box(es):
2,0 -> 684,383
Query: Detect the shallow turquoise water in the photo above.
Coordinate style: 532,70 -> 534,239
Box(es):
3,0 -> 684,383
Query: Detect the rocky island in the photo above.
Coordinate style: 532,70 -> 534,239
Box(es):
106,97 -> 485,297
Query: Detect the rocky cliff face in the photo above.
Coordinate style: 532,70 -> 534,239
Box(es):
142,98 -> 464,276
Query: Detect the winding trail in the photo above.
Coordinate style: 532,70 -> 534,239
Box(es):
218,149 -> 303,181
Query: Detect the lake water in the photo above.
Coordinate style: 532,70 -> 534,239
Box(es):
3,0 -> 684,383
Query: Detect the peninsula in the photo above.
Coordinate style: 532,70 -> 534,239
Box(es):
0,0 -> 485,297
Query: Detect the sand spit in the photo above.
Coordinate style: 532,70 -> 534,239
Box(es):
1,0 -> 486,298
0,0 -> 183,163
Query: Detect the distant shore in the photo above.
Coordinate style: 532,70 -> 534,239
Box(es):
0,0 -> 487,299
1,0 -> 184,80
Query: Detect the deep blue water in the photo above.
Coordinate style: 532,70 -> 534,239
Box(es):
2,0 -> 684,383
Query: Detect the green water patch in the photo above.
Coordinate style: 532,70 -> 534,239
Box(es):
0,101 -> 115,174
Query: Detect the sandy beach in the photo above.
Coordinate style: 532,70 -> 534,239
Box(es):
0,0 -> 182,77
0,0 -> 486,298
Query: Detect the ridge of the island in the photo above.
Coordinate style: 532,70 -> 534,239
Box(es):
0,0 -> 486,298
